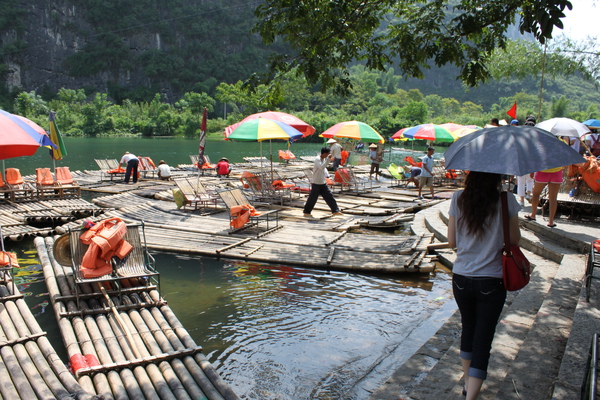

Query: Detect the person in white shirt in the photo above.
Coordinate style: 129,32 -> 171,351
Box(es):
327,139 -> 343,171
119,151 -> 139,184
303,147 -> 342,218
156,160 -> 171,181
417,147 -> 436,199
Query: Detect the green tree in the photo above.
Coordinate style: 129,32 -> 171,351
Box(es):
253,0 -> 573,94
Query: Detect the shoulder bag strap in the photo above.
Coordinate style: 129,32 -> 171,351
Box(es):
501,191 -> 511,254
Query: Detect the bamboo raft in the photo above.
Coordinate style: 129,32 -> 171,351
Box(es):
0,199 -> 107,241
54,200 -> 436,274
34,236 -> 241,400
0,273 -> 99,399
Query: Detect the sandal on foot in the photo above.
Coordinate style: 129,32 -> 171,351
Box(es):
524,215 -> 536,221
547,223 -> 557,228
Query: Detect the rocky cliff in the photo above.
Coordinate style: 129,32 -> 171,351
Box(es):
0,0 -> 273,101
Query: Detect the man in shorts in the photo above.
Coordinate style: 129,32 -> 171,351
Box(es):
417,147 -> 436,199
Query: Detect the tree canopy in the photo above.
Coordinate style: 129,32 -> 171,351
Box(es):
253,0 -> 573,94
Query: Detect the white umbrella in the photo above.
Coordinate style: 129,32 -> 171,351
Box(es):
535,117 -> 591,138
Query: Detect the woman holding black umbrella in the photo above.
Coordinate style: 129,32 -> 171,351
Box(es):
447,172 -> 521,399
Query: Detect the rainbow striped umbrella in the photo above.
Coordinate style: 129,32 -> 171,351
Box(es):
227,117 -> 303,142
392,124 -> 457,143
321,120 -> 384,143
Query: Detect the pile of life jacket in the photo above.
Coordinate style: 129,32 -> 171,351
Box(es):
79,218 -> 133,278
404,156 -> 423,168
229,205 -> 262,229
573,156 -> 600,194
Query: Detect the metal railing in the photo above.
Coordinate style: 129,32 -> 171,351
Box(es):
581,333 -> 598,399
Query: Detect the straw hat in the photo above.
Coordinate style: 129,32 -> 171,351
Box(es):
326,139 -> 337,144
220,157 -> 229,161
52,234 -> 72,266
368,143 -> 378,149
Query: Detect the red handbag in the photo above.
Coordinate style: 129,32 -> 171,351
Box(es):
501,192 -> 531,291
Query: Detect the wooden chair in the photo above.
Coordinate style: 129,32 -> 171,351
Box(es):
138,156 -> 157,179
173,177 -> 219,210
55,166 -> 82,197
334,167 -> 372,193
67,221 -> 160,309
217,187 -> 279,233
35,167 -> 63,199
95,159 -> 125,181
190,155 -> 216,175
2,168 -> 34,201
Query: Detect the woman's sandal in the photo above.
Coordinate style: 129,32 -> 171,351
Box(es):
547,223 -> 557,228
525,215 -> 536,221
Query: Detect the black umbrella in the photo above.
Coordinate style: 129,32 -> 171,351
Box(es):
444,126 -> 585,176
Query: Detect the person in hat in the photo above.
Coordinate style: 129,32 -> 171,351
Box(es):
303,147 -> 343,218
327,138 -> 343,171
216,157 -> 232,177
417,147 -> 437,199
368,143 -> 382,180
119,151 -> 139,184
510,119 -> 519,126
156,160 -> 172,181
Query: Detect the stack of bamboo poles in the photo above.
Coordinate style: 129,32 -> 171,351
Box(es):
0,277 -> 99,398
35,236 -> 241,400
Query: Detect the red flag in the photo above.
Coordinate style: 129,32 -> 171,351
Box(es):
198,107 -> 208,167
506,102 -> 517,119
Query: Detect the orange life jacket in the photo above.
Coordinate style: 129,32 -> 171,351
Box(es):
272,180 -> 294,189
36,168 -> 55,185
80,217 -> 133,278
341,150 -> 349,165
5,168 -> 24,185
56,167 -> 74,185
334,168 -> 350,184
278,150 -> 296,160
229,204 -> 262,229
0,251 -> 18,267
578,156 -> 600,193
404,156 -> 423,168
445,170 -> 457,179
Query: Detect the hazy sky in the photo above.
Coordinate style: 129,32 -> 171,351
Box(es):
560,0 -> 600,41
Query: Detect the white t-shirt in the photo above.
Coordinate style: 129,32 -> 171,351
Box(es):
330,143 -> 342,159
449,190 -> 521,278
421,154 -> 434,177
120,153 -> 138,163
156,164 -> 171,177
311,156 -> 330,184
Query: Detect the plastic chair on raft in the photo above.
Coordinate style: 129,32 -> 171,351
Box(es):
217,187 -> 279,233
66,218 -> 160,309
2,168 -> 34,201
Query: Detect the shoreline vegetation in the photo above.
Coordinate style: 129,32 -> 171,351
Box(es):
5,60 -> 599,142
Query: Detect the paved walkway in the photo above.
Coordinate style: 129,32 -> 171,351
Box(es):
370,200 -> 599,400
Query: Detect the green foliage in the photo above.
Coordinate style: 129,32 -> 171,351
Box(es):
253,0 -> 574,94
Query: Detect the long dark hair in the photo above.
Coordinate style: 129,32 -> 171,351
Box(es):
457,171 -> 502,238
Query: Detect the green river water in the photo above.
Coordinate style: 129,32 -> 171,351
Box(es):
6,136 -> 454,400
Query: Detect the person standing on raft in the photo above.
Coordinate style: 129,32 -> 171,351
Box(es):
120,151 -> 139,184
303,147 -> 343,218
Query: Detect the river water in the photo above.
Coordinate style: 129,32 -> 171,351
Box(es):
6,136 -> 432,176
7,137 -> 455,400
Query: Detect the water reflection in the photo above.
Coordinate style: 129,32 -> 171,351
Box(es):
156,252 -> 455,400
